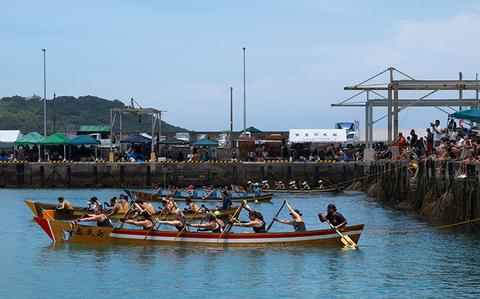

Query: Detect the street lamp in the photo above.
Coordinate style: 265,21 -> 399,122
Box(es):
242,47 -> 246,135
42,49 -> 47,138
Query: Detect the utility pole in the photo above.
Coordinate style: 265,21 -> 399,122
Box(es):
53,93 -> 56,133
230,86 -> 233,148
42,49 -> 47,137
242,47 -> 246,135
459,72 -> 463,111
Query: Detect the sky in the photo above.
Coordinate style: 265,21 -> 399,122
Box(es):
1,0 -> 480,132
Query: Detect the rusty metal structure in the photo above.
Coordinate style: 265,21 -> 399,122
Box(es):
109,98 -> 164,161
332,67 -> 480,148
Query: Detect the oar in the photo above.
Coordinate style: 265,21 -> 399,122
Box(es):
325,220 -> 357,247
117,202 -> 136,229
173,205 -> 205,242
143,199 -> 176,241
325,179 -> 343,193
266,200 -> 287,232
216,202 -> 244,242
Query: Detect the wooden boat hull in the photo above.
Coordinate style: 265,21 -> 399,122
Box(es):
126,190 -> 273,203
33,216 -> 364,247
262,187 -> 344,194
24,200 -> 237,221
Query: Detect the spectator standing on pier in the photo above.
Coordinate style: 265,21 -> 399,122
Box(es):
426,128 -> 434,155
432,120 -> 443,148
410,130 -> 418,147
397,133 -> 407,151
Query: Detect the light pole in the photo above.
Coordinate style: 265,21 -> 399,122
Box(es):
42,49 -> 47,138
242,47 -> 246,135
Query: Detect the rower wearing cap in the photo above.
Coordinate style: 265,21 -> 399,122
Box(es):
273,202 -> 306,232
318,204 -> 347,229
87,197 -> 102,212
122,210 -> 154,230
189,213 -> 223,233
232,202 -> 267,233
156,210 -> 187,232
56,197 -> 74,211
118,194 -> 130,214
185,185 -> 195,197
184,198 -> 200,212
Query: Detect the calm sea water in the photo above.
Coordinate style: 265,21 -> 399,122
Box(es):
1,188 -> 480,298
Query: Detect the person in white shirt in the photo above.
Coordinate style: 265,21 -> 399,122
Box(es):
431,120 -> 443,147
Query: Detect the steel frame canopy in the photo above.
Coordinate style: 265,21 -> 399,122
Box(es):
331,67 -> 480,148
109,98 -> 164,162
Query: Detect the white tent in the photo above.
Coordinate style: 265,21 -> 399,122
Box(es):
289,129 -> 347,143
0,130 -> 22,142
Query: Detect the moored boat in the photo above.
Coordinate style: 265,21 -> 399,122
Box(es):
33,214 -> 364,246
262,186 -> 345,194
125,189 -> 273,203
24,200 -> 237,221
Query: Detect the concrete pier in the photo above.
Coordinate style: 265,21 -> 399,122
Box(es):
0,161 -> 365,188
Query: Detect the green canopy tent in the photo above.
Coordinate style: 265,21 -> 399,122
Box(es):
14,132 -> 44,161
68,135 -> 101,160
192,138 -> 218,160
450,109 -> 480,123
41,133 -> 71,160
246,126 -> 262,133
14,132 -> 44,146
192,138 -> 219,147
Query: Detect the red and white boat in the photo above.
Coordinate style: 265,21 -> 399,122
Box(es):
33,214 -> 364,247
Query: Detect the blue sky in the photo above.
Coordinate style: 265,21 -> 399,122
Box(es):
2,0 -> 480,131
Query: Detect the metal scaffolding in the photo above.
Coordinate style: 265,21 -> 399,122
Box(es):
109,98 -> 164,162
331,67 -> 480,148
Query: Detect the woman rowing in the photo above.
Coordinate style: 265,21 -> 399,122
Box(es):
71,208 -> 113,228
273,202 -> 306,232
184,198 -> 201,212
133,200 -> 156,216
189,213 -> 223,233
122,211 -> 154,230
232,202 -> 267,233
155,210 -> 187,232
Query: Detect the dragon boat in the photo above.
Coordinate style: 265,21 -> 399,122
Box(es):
125,189 -> 273,203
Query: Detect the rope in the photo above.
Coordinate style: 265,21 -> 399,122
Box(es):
365,217 -> 480,235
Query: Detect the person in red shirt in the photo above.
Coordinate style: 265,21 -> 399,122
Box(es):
397,132 -> 407,151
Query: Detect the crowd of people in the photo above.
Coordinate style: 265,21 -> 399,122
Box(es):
392,119 -> 478,178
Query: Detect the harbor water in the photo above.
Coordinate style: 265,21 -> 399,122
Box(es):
1,189 -> 480,298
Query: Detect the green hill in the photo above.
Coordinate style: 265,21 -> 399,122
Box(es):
0,95 -> 187,134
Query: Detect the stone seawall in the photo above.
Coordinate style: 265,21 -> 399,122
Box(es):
366,160 -> 480,229
0,161 -> 367,188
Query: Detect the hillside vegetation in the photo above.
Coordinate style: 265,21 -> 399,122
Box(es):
0,95 -> 186,134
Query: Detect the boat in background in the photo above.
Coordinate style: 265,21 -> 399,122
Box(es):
125,189 -> 273,203
24,200 -> 237,221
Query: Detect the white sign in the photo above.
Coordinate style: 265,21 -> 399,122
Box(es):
288,129 -> 347,143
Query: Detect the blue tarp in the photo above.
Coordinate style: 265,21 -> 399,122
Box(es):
192,138 -> 218,147
120,134 -> 151,144
67,135 -> 101,145
450,109 -> 480,123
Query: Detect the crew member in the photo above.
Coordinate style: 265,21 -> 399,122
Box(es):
156,210 -> 187,232
190,213 -> 223,233
232,202 -> 267,233
318,204 -> 347,229
71,209 -> 113,228
56,197 -> 74,211
122,211 -> 154,230
274,202 -> 306,232
184,198 -> 200,212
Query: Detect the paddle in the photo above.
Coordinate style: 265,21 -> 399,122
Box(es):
143,206 -> 171,241
117,202 -> 136,229
216,202 -> 245,242
173,204 -> 205,242
325,220 -> 357,247
266,200 -> 287,232
325,179 -> 343,193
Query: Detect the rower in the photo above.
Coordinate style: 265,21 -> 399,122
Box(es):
273,202 -> 306,232
122,211 -> 154,230
118,194 -> 130,214
220,186 -> 232,210
252,183 -> 261,197
184,198 -> 200,212
232,202 -> 267,233
318,180 -> 325,189
156,210 -> 187,232
87,197 -> 102,212
71,208 -> 113,228
134,200 -> 156,216
189,213 -> 223,233
301,181 -> 310,190
202,185 -> 216,199
161,197 -> 178,214
318,204 -> 347,229
185,185 -> 195,198
56,196 -> 74,211
167,185 -> 179,197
